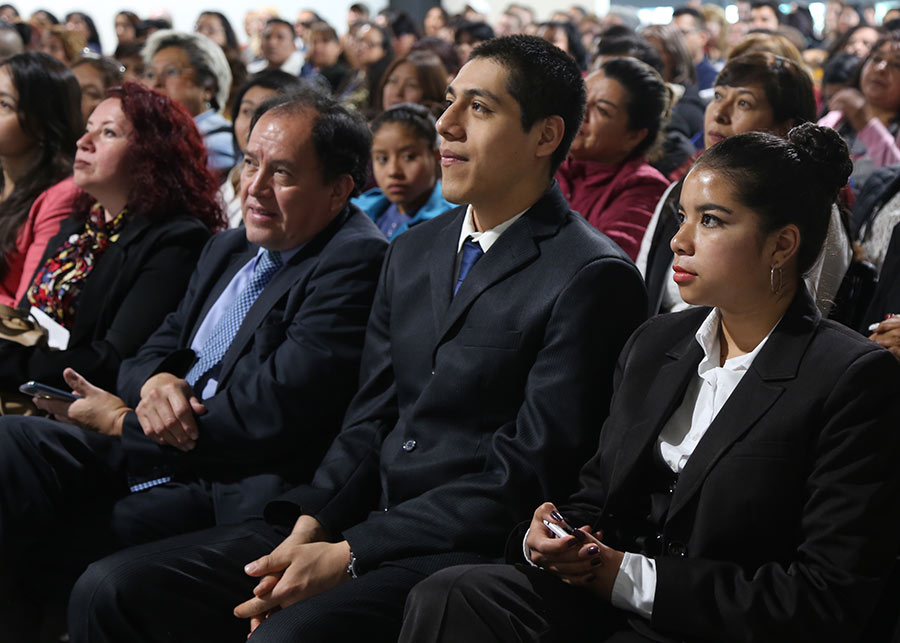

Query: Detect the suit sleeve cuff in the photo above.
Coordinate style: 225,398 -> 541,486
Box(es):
610,552 -> 656,619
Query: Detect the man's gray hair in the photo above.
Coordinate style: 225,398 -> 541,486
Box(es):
142,29 -> 232,113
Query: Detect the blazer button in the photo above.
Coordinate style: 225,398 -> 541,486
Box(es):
402,439 -> 417,452
666,541 -> 687,557
668,480 -> 677,494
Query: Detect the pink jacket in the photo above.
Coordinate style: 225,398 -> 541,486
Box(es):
819,110 -> 900,168
0,177 -> 79,307
556,156 -> 670,261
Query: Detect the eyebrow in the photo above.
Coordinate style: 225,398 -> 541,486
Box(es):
592,98 -> 619,110
256,156 -> 298,171
85,117 -> 118,129
445,85 -> 503,105
727,88 -> 759,98
694,202 -> 734,214
0,91 -> 16,102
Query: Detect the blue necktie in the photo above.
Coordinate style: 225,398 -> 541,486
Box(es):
454,238 -> 484,296
185,250 -> 283,387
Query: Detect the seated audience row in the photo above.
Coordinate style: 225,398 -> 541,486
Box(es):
0,77 -> 219,398
0,10 -> 897,640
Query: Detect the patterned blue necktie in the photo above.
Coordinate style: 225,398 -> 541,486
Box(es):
185,250 -> 283,387
454,238 -> 485,296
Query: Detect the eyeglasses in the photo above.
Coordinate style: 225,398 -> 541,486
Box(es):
141,65 -> 189,83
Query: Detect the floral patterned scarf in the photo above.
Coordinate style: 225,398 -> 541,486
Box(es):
27,202 -> 127,329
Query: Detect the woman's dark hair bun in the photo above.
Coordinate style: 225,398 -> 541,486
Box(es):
787,122 -> 852,198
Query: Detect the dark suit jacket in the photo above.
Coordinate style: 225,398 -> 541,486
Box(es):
116,206 -> 388,514
0,214 -> 210,391
644,180 -> 682,316
559,288 -> 900,643
862,221 -> 900,331
265,184 -> 648,574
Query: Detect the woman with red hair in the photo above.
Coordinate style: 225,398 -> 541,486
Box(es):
0,81 -> 223,395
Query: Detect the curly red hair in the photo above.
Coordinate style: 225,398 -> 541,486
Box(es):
73,81 -> 225,231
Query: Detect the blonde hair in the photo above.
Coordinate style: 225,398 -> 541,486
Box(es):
47,25 -> 86,63
701,5 -> 730,58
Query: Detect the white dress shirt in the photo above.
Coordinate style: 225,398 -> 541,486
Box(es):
454,204 -> 526,280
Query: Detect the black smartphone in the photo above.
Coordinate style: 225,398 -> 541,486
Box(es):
19,381 -> 81,402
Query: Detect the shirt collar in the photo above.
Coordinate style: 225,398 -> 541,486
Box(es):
457,204 -> 528,254
694,308 -> 777,376
255,244 -> 304,266
194,108 -> 216,125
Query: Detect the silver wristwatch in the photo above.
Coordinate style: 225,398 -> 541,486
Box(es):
346,549 -> 359,579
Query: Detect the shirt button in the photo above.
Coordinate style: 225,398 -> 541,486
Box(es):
402,439 -> 417,452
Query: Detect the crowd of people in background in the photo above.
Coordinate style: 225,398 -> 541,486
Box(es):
0,0 -> 898,641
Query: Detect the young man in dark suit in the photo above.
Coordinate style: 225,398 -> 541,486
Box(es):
0,88 -> 387,638
68,35 -> 648,642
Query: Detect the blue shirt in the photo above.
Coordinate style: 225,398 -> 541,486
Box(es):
189,245 -> 301,398
195,109 -> 237,174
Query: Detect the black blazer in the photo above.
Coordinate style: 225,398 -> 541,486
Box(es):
0,213 -> 210,391
559,288 -> 900,642
644,180 -> 682,316
116,206 -> 387,519
265,184 -> 648,574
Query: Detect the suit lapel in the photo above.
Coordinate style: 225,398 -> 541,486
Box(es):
666,289 -> 820,523
214,207 -> 352,384
436,219 -> 539,343
187,242 -> 256,346
606,330 -> 703,508
432,186 -> 566,347
215,254 -> 304,384
68,216 -> 155,345
428,208 -> 465,337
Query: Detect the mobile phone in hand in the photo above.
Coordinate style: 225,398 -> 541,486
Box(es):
542,519 -> 578,539
19,381 -> 80,402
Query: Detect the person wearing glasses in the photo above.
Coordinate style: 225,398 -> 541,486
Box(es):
141,30 -> 235,180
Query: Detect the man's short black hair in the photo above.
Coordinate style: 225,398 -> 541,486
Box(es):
751,1 -> 783,22
470,35 -> 586,176
594,34 -> 665,77
390,11 -> 419,38
249,87 -> 372,197
266,17 -> 295,34
455,20 -> 495,44
672,6 -> 705,30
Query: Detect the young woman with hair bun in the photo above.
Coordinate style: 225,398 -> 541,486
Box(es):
400,123 -> 900,643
